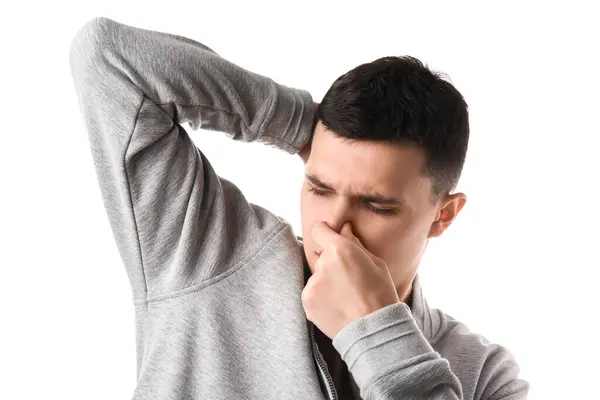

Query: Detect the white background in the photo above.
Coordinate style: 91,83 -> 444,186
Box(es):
1,1 -> 598,399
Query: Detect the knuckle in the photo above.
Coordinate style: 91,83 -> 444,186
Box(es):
301,288 -> 310,304
301,287 -> 315,307
332,240 -> 351,259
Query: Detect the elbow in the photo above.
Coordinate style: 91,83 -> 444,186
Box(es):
68,17 -> 112,81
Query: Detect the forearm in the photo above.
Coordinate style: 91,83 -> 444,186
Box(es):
70,17 -> 315,155
333,303 -> 463,399
333,302 -> 529,400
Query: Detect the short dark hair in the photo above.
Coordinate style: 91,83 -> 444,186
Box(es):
316,56 -> 469,203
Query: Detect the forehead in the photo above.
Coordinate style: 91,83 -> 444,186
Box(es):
308,122 -> 430,195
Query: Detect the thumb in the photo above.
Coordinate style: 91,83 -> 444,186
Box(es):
340,222 -> 380,262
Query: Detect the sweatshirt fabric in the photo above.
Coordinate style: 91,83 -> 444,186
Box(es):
69,17 -> 529,400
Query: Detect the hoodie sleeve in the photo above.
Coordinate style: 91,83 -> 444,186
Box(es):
332,303 -> 529,399
69,17 -> 314,300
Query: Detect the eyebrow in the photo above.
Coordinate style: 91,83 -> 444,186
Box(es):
305,173 -> 403,206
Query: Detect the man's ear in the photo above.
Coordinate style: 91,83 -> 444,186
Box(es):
428,193 -> 467,238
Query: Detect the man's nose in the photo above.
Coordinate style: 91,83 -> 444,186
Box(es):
324,198 -> 353,234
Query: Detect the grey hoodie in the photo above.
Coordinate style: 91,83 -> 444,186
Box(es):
69,17 -> 529,400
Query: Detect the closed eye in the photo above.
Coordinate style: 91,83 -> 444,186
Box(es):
363,202 -> 397,216
308,187 -> 330,196
308,186 -> 397,216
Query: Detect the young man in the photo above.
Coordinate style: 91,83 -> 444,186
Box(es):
69,17 -> 528,400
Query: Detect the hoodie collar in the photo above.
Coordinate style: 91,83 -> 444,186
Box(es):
299,238 -> 440,342
409,274 -> 441,342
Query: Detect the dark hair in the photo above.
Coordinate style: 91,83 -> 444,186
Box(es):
316,56 -> 469,203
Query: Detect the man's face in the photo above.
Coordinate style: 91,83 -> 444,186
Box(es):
300,122 -> 465,299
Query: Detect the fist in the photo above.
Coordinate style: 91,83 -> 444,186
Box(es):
301,222 -> 400,339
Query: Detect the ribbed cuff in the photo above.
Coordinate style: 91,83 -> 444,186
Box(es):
259,83 -> 314,154
332,302 -> 435,390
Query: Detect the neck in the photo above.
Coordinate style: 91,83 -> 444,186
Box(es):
400,282 -> 414,309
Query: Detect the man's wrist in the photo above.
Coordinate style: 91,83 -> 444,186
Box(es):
298,102 -> 318,163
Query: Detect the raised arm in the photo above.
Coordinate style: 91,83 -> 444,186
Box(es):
69,17 -> 314,300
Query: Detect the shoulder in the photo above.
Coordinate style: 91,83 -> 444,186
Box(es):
429,310 -> 529,399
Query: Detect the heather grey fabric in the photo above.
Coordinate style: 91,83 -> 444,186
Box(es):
68,17 -> 529,400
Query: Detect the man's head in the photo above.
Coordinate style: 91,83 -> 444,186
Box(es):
300,56 -> 469,300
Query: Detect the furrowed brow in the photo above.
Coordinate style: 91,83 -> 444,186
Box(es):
305,173 -> 403,206
305,174 -> 333,190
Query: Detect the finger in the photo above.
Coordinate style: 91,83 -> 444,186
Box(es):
340,222 -> 361,246
313,253 -> 326,274
311,221 -> 340,250
339,222 -> 379,261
